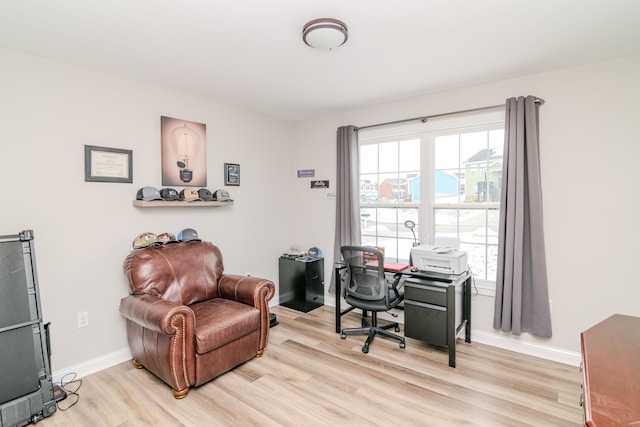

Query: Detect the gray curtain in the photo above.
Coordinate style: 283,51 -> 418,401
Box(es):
329,125 -> 361,294
493,96 -> 552,337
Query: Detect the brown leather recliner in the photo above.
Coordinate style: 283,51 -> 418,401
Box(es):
119,240 -> 275,399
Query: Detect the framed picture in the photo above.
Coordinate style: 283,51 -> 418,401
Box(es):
84,145 -> 132,183
161,116 -> 207,187
224,163 -> 240,186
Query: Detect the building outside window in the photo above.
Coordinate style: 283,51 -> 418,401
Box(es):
359,109 -> 504,290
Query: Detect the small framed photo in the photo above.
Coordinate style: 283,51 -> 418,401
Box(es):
84,145 -> 133,183
224,163 -> 240,186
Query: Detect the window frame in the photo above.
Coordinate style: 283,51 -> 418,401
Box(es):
359,109 -> 504,295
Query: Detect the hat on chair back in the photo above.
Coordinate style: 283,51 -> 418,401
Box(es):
132,232 -> 160,250
177,228 -> 200,242
157,232 -> 178,244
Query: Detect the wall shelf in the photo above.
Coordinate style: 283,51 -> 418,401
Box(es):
133,200 -> 234,208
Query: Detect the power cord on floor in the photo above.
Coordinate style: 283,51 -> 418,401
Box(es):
55,372 -> 82,411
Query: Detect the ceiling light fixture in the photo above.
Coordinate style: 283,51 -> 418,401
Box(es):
302,18 -> 348,50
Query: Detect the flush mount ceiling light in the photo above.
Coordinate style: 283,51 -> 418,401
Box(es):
302,18 -> 348,50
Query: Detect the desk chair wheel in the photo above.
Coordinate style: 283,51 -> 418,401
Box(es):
400,342 -> 406,349
362,344 -> 369,354
340,333 -> 346,339
394,325 -> 400,332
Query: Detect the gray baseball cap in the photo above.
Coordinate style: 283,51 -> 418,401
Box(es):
136,186 -> 163,201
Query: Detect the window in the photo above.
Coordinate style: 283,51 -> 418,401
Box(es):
360,139 -> 420,262
359,109 -> 504,288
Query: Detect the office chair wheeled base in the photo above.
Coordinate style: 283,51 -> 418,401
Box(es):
341,314 -> 406,353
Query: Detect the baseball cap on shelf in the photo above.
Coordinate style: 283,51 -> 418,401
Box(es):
132,232 -> 160,249
212,189 -> 233,201
180,188 -> 202,201
136,187 -> 163,201
160,188 -> 180,201
198,188 -> 214,201
157,232 -> 178,244
177,228 -> 200,242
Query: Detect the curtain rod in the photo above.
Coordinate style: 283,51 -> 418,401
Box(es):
356,97 -> 545,131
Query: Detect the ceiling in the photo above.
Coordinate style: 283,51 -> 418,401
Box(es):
1,1 -> 639,122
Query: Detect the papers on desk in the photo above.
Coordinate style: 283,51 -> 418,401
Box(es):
365,260 -> 410,272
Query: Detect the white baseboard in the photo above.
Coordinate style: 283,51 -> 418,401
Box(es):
52,347 -> 132,384
466,330 -> 581,367
51,310 -> 581,383
325,296 -> 582,367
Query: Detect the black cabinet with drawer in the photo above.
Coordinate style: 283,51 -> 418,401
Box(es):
279,257 -> 324,312
403,273 -> 471,367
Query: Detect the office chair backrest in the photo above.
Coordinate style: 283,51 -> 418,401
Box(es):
340,246 -> 387,301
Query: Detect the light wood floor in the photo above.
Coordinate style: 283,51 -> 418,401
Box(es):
40,305 -> 584,426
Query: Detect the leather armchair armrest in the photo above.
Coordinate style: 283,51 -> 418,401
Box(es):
119,293 -> 195,336
218,274 -> 275,308
218,274 -> 275,353
119,294 -> 196,394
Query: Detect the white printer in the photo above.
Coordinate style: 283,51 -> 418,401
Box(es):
410,244 -> 468,275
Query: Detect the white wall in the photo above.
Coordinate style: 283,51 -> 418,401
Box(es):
0,48 -> 294,375
2,47 -> 639,376
292,55 -> 640,364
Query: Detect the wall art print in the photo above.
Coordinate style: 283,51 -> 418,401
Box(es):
161,116 -> 206,187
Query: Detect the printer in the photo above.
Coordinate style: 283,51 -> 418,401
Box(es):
410,244 -> 468,275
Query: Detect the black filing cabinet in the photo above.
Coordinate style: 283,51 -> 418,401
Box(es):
279,256 -> 324,312
403,274 -> 470,367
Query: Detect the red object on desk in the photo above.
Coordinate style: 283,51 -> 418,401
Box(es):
365,260 -> 410,272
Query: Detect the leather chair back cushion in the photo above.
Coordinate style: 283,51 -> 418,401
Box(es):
123,241 -> 224,306
191,299 -> 260,354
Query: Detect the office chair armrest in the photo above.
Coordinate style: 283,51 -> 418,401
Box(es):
389,273 -> 403,300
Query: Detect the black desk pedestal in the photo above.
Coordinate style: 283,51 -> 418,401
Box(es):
404,275 -> 470,368
279,257 -> 324,313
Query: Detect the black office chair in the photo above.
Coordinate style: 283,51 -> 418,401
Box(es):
339,246 -> 406,353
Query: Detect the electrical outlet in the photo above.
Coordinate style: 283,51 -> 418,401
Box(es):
77,311 -> 89,328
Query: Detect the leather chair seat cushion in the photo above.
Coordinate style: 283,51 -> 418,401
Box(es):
191,299 -> 260,354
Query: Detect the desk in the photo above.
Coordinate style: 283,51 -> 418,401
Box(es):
580,314 -> 640,426
334,264 -> 471,367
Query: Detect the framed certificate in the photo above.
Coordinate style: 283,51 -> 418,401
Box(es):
84,145 -> 133,183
